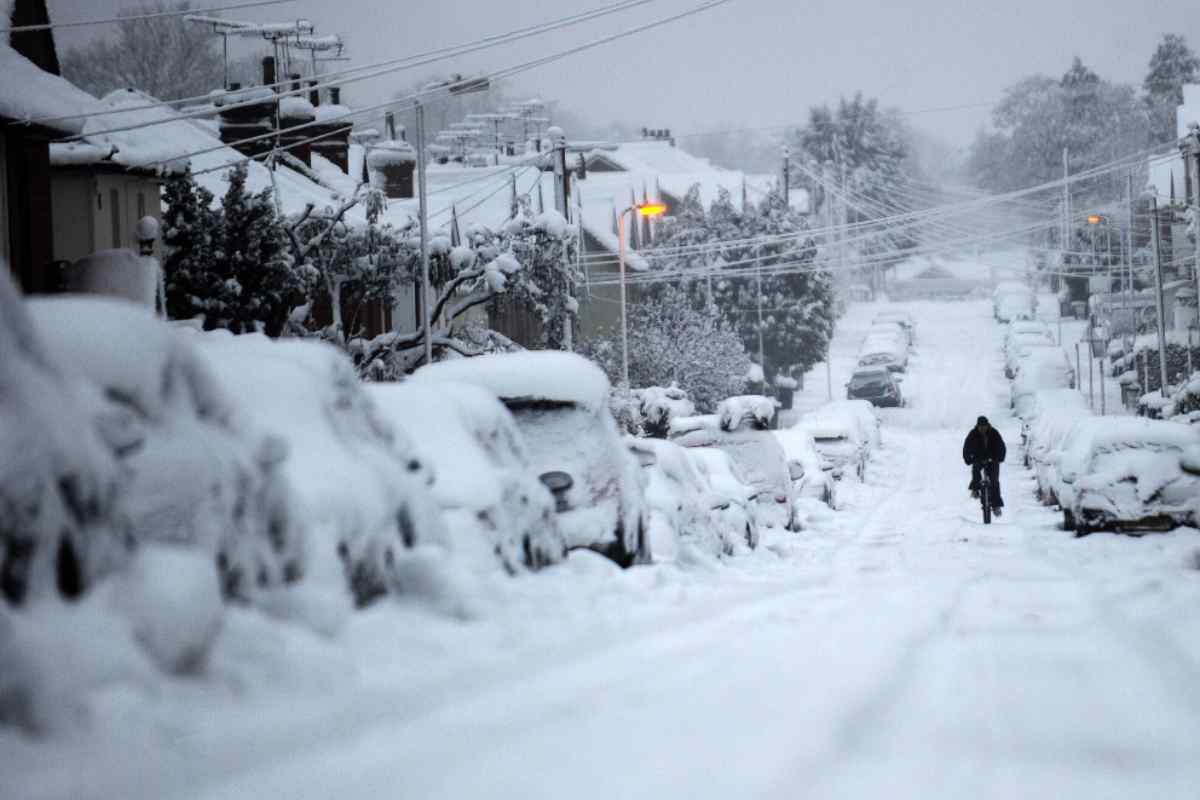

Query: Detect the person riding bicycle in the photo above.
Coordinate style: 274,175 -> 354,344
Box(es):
962,415 -> 1006,516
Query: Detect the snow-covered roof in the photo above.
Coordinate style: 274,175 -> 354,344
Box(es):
413,351 -> 611,410
0,0 -> 98,134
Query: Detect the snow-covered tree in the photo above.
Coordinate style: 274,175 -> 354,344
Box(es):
491,204 -> 581,349
60,1 -> 224,102
1145,34 -> 1200,143
162,165 -> 304,335
579,284 -> 750,413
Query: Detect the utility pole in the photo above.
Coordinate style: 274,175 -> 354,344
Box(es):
756,265 -> 766,374
416,100 -> 432,367
781,145 -> 790,202
1148,194 -> 1171,396
1125,172 -> 1135,341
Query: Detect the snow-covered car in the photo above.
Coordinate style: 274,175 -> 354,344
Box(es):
823,399 -> 882,452
857,333 -> 909,372
994,282 -> 1036,322
846,366 -> 904,408
194,333 -> 448,608
1056,418 -> 1200,535
868,320 -> 912,350
682,446 -> 761,541
1005,339 -> 1062,380
628,437 -> 756,557
366,381 -> 567,573
669,409 -> 796,531
1018,388 -> 1089,463
771,426 -> 838,509
795,407 -> 869,482
1010,347 -> 1076,418
26,297 -> 301,604
1004,319 -> 1053,349
414,351 -> 648,566
872,310 -> 916,343
1028,405 -> 1093,505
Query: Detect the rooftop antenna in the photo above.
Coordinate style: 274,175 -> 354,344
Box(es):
187,16 -> 316,88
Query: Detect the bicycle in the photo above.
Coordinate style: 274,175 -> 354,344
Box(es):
976,458 -> 994,525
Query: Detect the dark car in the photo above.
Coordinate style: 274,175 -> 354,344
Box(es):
846,368 -> 904,408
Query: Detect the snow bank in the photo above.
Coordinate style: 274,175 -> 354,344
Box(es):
414,351 -> 611,411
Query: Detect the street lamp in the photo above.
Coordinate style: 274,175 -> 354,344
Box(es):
415,75 -> 489,366
616,201 -> 668,387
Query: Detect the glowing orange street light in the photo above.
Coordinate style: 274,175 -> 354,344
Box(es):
637,202 -> 668,218
1087,214 -> 1104,225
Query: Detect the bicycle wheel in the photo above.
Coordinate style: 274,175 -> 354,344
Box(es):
981,479 -> 992,525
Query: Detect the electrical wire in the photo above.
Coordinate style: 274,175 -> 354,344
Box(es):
23,0 -> 660,132
133,0 -> 731,171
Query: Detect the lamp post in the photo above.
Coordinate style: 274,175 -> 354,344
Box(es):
616,201 -> 667,388
415,75 -> 489,366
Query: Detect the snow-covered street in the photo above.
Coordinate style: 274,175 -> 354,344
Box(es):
9,298 -> 1199,800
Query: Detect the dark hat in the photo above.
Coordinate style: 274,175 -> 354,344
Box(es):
976,415 -> 990,426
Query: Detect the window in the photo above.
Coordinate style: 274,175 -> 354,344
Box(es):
109,188 -> 121,248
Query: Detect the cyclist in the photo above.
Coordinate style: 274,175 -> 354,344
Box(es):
962,415 -> 1006,516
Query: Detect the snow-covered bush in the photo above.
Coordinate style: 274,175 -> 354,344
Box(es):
192,333 -> 449,614
0,268 -> 132,608
490,206 -> 580,350
718,395 -> 777,432
635,384 -> 696,438
579,284 -> 750,413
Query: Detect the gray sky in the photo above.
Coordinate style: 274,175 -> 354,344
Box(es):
46,0 -> 1200,147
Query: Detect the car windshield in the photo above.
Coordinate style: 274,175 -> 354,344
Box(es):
505,400 -> 613,486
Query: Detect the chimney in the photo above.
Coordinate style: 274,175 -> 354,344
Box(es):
309,79 -> 319,107
330,86 -> 341,106
262,56 -> 276,88
385,112 -> 396,142
290,73 -> 302,93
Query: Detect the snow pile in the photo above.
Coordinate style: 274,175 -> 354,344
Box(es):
717,395 -> 776,432
278,96 -> 315,121
414,351 -> 611,411
366,381 -> 566,573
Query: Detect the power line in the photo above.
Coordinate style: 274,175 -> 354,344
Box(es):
0,0 -> 298,33
18,0 -> 660,130
134,0 -> 731,171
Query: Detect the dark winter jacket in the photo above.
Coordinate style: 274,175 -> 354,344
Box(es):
962,427 -> 1006,465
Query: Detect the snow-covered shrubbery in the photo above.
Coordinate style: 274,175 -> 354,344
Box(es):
634,384 -> 696,438
579,284 -> 750,413
717,395 -> 777,432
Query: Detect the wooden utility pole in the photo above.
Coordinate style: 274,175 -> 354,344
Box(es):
1148,194 -> 1171,396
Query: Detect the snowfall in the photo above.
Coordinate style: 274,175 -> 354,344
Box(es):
4,286 -> 1200,799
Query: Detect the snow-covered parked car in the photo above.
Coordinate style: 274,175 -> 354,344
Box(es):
1018,388 -> 1089,463
994,281 -> 1036,322
1004,319 -> 1054,350
366,381 -> 567,572
795,406 -> 870,482
824,399 -> 882,451
628,437 -> 756,557
193,333 -> 448,608
26,297 -> 300,604
1005,339 -> 1062,381
857,332 -> 909,372
683,446 -> 761,540
1028,404 -> 1093,505
1010,347 -> 1076,418
669,404 -> 796,531
873,309 -> 916,340
846,366 -> 904,407
415,351 -> 649,566
771,426 -> 838,509
1056,418 -> 1200,535
868,320 -> 912,350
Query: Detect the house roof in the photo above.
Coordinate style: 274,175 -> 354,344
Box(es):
0,0 -> 95,135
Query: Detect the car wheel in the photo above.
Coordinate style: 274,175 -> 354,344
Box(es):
1063,509 -> 1076,531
